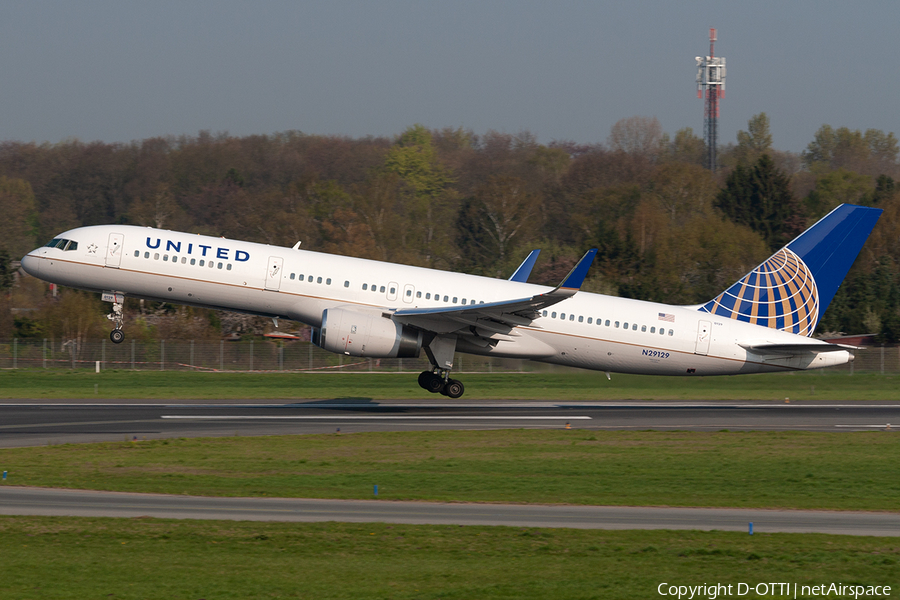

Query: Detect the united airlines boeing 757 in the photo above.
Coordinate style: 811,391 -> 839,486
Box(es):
20,203 -> 881,398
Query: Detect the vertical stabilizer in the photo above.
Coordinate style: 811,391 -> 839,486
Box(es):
699,204 -> 882,336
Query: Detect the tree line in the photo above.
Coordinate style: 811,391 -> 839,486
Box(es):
1,114 -> 899,342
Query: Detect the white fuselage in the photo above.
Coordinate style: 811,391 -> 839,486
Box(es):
22,225 -> 851,375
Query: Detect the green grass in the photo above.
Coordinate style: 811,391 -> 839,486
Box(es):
0,369 -> 897,400
1,516 -> 897,599
3,430 -> 900,511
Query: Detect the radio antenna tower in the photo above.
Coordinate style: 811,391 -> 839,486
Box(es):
696,28 -> 725,172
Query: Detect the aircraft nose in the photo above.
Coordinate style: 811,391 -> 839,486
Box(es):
20,253 -> 42,277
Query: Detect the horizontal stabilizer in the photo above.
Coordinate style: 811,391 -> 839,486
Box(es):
739,342 -> 857,355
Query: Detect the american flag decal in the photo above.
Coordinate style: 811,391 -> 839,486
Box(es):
658,313 -> 675,323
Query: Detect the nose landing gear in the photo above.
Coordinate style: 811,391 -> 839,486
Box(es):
104,293 -> 126,344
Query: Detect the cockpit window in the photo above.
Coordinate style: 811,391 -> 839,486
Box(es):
44,238 -> 78,250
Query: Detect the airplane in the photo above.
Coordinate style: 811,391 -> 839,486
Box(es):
20,203 -> 881,398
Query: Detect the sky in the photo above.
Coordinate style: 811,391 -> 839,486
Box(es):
0,1 -> 897,153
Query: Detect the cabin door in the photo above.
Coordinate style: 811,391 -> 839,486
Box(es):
105,233 -> 124,267
265,256 -> 284,291
695,320 -> 711,355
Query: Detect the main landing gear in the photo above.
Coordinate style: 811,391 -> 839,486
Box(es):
106,298 -> 125,344
417,369 -> 465,398
418,334 -> 464,398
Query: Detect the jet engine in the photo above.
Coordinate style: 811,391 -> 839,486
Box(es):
316,308 -> 423,358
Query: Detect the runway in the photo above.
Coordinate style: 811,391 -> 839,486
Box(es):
1,399 -> 899,448
2,400 -> 899,536
2,486 -> 898,536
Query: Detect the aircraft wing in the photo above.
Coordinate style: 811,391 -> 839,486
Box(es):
393,249 -> 596,336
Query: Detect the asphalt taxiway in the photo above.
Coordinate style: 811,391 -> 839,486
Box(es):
2,486 -> 898,536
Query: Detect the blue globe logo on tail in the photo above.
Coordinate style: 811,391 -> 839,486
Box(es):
700,248 -> 819,336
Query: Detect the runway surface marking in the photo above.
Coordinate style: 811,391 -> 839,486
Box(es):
4,402 -> 900,408
161,415 -> 592,420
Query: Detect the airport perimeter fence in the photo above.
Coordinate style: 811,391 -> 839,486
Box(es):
0,338 -> 543,374
1,338 -> 900,375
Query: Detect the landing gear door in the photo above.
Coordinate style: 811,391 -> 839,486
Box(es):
695,320 -> 711,356
265,256 -> 284,291
106,233 -> 124,267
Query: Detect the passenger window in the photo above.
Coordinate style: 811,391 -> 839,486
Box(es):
551,312 -> 557,319
443,295 -> 448,302
406,290 -> 412,297
144,252 -> 150,259
668,329 -> 674,336
227,264 -> 232,271
542,310 -> 548,317
452,297 -> 458,304
326,278 -> 332,285
209,261 -> 214,268
650,326 -> 656,333
623,322 -> 628,329
362,283 -> 368,290
344,281 -> 349,288
163,255 -> 169,261
560,313 -> 566,319
181,257 -> 186,264
570,314 -> 575,321
461,298 -> 466,304
470,300 -> 475,305
199,259 -> 205,266
605,320 -> 610,326
154,253 -> 160,260
317,277 -> 322,284
425,293 -> 431,299
587,317 -> 592,324
641,325 -> 646,332
290,273 -> 295,280
615,321 -> 620,328
391,287 -> 397,294
134,250 -> 140,257
217,262 -> 223,269
632,324 -> 637,331
660,329 -> 665,335
416,291 -> 422,298
380,286 -> 386,293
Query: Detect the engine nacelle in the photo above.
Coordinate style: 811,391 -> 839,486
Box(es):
316,308 -> 423,358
